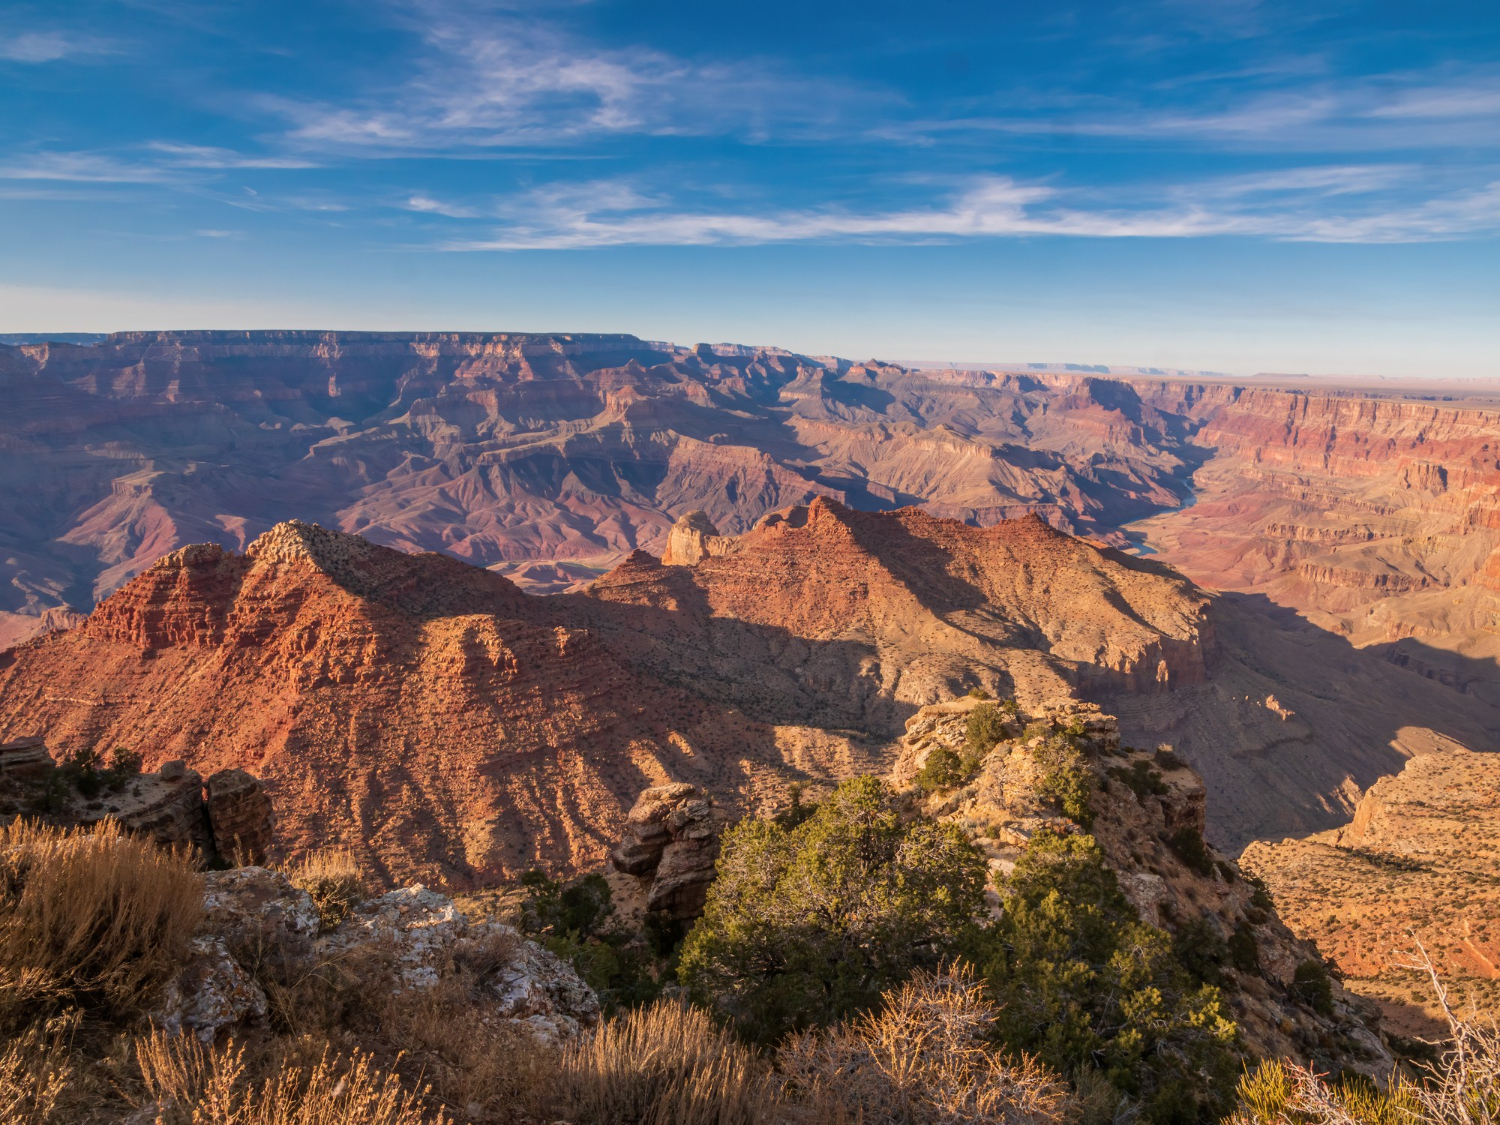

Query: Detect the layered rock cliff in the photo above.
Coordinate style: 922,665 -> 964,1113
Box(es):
0,507 -> 1226,881
1127,383 -> 1500,687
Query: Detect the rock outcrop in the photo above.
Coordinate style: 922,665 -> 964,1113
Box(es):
156,866 -> 599,1043
206,768 -> 276,865
0,742 -> 273,863
0,737 -> 53,779
609,783 -> 727,920
661,511 -> 740,567
892,696 -> 1395,1079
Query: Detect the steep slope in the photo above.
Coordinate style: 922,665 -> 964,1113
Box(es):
892,695 -> 1393,1079
581,500 -> 1213,735
0,520 -> 886,886
0,506 -> 1224,881
5,500 -> 1486,868
1243,748 -> 1500,1038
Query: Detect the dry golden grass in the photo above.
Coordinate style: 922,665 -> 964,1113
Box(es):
778,966 -> 1076,1125
1229,949 -> 1500,1125
0,818 -> 202,1024
288,849 -> 366,934
0,1012 -> 75,1124
544,997 -> 780,1125
137,1030 -> 447,1125
242,921 -> 543,1120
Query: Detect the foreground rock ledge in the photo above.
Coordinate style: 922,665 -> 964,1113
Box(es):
152,867 -> 599,1043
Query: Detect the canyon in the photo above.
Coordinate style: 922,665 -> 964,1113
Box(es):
0,331 -> 1193,645
4,332 -> 1500,859
6,328 -> 1500,1028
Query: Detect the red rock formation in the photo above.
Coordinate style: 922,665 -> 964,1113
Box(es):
1127,383 -> 1500,647
0,508 -> 1224,882
587,502 -> 1215,725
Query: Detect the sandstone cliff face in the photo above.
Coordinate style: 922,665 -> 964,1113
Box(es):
0,508 -> 1224,883
1243,748 -> 1500,1038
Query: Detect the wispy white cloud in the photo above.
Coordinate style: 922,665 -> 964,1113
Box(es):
405,194 -> 483,218
888,74 -> 1500,153
0,152 -> 173,183
0,31 -> 118,63
1170,164 -> 1416,199
431,170 -> 1500,250
1371,84 -> 1500,120
264,4 -> 883,152
0,146 -> 321,193
147,143 -> 319,169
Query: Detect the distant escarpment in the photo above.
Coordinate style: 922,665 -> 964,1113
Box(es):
0,332 -> 1196,644
1128,384 -> 1500,682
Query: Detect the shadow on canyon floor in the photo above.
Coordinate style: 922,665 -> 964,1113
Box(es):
1099,589 -> 1500,852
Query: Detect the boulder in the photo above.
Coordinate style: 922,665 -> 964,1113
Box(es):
324,883 -> 601,1039
487,933 -> 603,1042
74,768 -> 213,855
206,768 -> 275,865
151,936 -> 268,1042
0,737 -> 53,780
200,866 -> 320,964
321,884 -> 470,989
610,783 -> 726,920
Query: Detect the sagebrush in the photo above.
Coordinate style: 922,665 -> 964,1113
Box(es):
0,817 -> 202,1024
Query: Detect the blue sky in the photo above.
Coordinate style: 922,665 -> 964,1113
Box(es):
1,0 -> 1498,376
